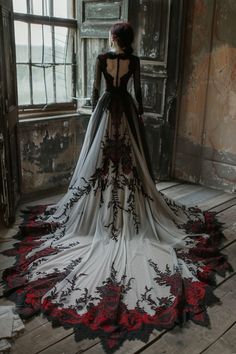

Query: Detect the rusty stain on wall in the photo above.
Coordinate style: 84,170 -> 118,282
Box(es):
174,0 -> 236,192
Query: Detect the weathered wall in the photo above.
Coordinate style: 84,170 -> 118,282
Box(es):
174,0 -> 236,192
19,0 -> 236,196
19,114 -> 89,196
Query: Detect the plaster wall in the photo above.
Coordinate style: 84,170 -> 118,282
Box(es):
19,115 -> 89,196
174,0 -> 236,192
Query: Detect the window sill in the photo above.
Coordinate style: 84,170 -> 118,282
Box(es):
77,106 -> 92,115
19,111 -> 79,123
18,108 -> 92,124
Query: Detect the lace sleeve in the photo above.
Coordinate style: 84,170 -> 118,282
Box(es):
91,55 -> 102,111
133,57 -> 144,115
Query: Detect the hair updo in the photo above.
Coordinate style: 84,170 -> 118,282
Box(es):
110,22 -> 134,55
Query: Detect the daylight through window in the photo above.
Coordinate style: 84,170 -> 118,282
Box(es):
13,0 -> 77,111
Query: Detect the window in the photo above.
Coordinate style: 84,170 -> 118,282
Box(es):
13,0 -> 77,113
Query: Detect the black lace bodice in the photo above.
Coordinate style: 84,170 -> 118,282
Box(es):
91,51 -> 143,115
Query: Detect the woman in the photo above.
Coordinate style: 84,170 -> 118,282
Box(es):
1,22 -> 232,353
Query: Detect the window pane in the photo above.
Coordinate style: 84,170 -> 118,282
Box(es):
32,66 -> 46,104
53,0 -> 74,18
42,0 -> 51,16
56,65 -> 72,102
31,24 -> 42,62
67,30 -> 75,64
14,21 -> 28,62
43,25 -> 53,62
54,27 -> 67,63
29,0 -> 51,16
31,24 -> 52,63
45,66 -> 54,103
31,0 -> 43,16
32,65 -> 55,105
13,0 -> 27,13
16,65 -> 30,105
54,27 -> 74,64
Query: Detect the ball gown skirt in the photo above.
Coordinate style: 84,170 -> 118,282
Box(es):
1,52 -> 233,353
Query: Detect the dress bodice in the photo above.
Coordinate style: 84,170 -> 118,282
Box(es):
91,51 -> 143,115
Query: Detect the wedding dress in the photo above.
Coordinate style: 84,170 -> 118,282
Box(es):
1,51 -> 232,353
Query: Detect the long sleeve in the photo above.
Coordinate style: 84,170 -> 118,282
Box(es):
91,56 -> 102,111
133,57 -> 144,115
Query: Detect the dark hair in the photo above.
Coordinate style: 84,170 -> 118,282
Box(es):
110,22 -> 134,55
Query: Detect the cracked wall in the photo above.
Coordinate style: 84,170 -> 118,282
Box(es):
19,115 -> 89,196
174,0 -> 236,192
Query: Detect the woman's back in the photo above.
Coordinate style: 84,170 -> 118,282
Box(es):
92,51 -> 143,114
2,21 -> 231,354
106,52 -> 131,87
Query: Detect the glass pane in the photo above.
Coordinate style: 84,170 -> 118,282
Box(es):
65,65 -> 73,101
32,66 -> 46,104
30,0 -> 51,16
16,65 -> 30,105
43,25 -> 53,62
13,0 -> 27,13
30,0 -> 52,16
54,27 -> 73,64
31,24 -> 43,62
54,27 -> 67,63
53,0 -> 73,18
42,0 -> 51,16
14,21 -> 28,62
31,0 -> 43,16
56,65 -> 72,102
45,66 -> 54,103
31,24 -> 52,63
67,29 -> 75,64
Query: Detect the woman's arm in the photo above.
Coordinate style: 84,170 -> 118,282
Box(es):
91,56 -> 102,111
133,56 -> 144,116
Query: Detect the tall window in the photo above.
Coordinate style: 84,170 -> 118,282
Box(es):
13,0 -> 77,112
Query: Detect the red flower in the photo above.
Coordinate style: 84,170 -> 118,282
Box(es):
158,307 -> 177,327
185,280 -> 206,307
120,310 -> 143,330
25,291 -> 39,306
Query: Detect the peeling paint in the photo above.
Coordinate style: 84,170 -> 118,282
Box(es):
19,115 -> 89,195
174,0 -> 236,193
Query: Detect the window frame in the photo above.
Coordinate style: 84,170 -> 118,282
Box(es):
14,0 -> 78,116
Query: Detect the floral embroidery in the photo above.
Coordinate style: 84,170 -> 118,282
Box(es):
1,50 -> 233,353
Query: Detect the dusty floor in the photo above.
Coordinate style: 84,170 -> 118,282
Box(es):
0,180 -> 236,354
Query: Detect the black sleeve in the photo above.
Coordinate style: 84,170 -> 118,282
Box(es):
133,57 -> 144,115
91,56 -> 102,111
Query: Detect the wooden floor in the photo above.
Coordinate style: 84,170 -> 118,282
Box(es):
0,180 -> 236,354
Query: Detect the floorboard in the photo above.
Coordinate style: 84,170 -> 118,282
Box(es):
39,337 -> 100,354
176,188 -> 223,207
10,322 -> 74,354
0,182 -> 235,354
198,194 -> 236,211
156,180 -> 182,191
139,274 -> 236,354
209,197 -> 236,214
200,322 -> 236,354
80,242 -> 236,354
221,224 -> 236,248
159,184 -> 207,201
216,205 -> 236,229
